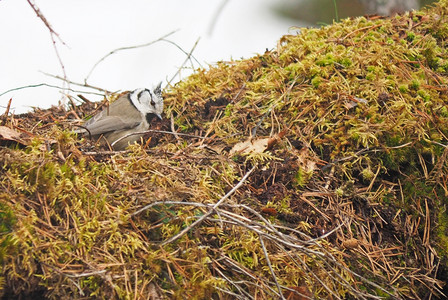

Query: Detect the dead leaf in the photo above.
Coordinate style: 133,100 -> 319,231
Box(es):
230,137 -> 269,155
296,147 -> 317,174
230,129 -> 288,156
344,96 -> 368,109
343,238 -> 359,249
0,126 -> 30,146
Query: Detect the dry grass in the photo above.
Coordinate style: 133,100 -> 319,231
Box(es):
1,1 -> 448,299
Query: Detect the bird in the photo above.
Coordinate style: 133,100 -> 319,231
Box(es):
77,83 -> 163,150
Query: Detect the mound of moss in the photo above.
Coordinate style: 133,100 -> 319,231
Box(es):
2,1 -> 448,299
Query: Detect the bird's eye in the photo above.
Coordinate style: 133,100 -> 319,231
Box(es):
151,100 -> 155,106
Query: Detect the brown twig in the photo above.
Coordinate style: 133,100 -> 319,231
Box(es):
85,30 -> 179,83
160,164 -> 257,246
1,98 -> 12,124
26,0 -> 68,100
110,129 -> 208,148
167,37 -> 201,85
41,72 -> 111,94
258,233 -> 285,299
0,83 -> 105,98
170,114 -> 180,141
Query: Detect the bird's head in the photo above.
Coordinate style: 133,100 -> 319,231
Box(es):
129,82 -> 164,119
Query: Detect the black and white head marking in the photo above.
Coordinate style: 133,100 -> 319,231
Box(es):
128,83 -> 163,119
154,82 -> 162,98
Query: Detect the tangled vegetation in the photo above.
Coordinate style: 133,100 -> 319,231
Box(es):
2,1 -> 448,299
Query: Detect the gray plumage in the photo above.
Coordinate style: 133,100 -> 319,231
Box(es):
79,84 -> 163,150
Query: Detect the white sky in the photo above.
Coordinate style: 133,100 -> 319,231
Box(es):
0,0 -> 303,113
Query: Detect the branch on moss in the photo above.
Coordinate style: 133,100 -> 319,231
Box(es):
258,233 -> 285,299
160,164 -> 257,246
131,198 -> 387,298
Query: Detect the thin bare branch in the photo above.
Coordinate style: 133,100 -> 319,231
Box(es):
160,164 -> 257,245
160,38 -> 203,68
167,38 -> 201,85
26,0 -> 68,100
208,0 -> 230,36
110,129 -> 208,148
258,233 -> 285,299
0,83 -> 105,98
84,30 -> 179,83
41,72 -> 112,94
26,0 -> 65,44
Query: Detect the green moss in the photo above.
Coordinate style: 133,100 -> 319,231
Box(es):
406,31 -> 416,42
4,1 -> 448,299
316,53 -> 336,66
0,202 -> 16,264
311,76 -> 322,88
437,209 -> 448,258
410,79 -> 421,90
417,89 -> 431,102
440,106 -> 448,117
398,84 -> 409,93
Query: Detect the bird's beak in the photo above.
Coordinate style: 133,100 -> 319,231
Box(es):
156,113 -> 162,120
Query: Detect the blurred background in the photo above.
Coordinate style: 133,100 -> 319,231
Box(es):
0,0 -> 436,113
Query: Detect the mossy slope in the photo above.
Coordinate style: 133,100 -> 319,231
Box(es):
2,1 -> 448,299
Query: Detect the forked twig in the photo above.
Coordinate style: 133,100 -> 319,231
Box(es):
85,30 -> 178,83
26,0 -> 68,98
167,38 -> 201,85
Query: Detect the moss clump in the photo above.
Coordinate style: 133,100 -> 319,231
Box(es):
2,1 -> 448,299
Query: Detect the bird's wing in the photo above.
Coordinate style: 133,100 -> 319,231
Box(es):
83,94 -> 143,136
85,115 -> 141,136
